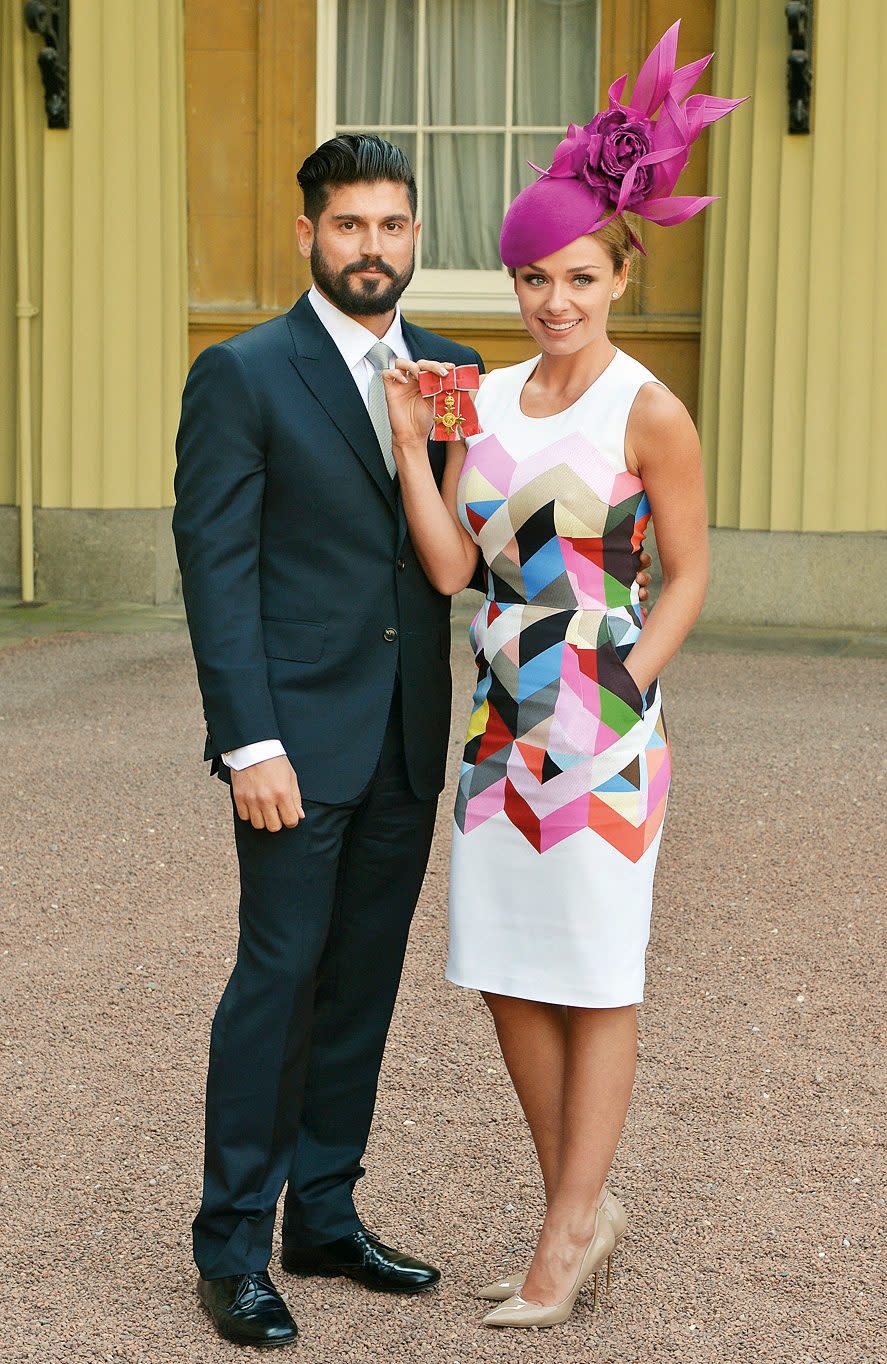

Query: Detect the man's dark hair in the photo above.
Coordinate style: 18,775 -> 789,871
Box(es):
297,134 -> 418,223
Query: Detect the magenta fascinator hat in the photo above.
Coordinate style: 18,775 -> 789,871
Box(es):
499,18 -> 748,268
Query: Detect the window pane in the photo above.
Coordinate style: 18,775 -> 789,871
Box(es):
424,0 -> 507,125
337,0 -> 416,125
511,131 -> 559,201
513,0 -> 599,126
423,134 -> 504,270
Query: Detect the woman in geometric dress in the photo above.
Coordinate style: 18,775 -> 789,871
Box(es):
384,22 -> 746,1329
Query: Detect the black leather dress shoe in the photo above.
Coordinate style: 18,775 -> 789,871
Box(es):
280,1229 -> 440,1294
197,1271 -> 298,1347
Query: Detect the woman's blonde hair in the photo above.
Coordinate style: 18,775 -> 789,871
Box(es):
592,213 -> 642,275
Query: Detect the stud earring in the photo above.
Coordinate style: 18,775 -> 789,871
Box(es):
612,292 -> 619,300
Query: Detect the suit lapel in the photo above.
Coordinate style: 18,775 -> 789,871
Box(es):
401,317 -> 446,365
396,319 -> 432,549
286,295 -> 397,514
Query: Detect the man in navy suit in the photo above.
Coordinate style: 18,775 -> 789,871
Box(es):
173,135 -> 651,1348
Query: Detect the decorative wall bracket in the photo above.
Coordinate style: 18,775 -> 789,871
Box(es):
785,1 -> 813,133
23,0 -> 69,129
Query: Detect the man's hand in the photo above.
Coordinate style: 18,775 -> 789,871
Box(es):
636,550 -> 653,601
231,755 -> 305,831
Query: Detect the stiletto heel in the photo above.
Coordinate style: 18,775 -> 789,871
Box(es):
477,1188 -> 627,1302
593,1270 -> 599,1311
605,1252 -> 612,1293
482,1213 -> 616,1329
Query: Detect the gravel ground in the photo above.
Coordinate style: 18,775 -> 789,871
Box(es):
0,627 -> 884,1364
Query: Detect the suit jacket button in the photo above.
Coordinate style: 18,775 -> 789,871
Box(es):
384,627 -> 398,642
396,558 -> 406,571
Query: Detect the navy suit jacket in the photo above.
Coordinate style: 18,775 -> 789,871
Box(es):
172,292 -> 484,804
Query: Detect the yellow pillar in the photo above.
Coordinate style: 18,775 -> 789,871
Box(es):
699,0 -> 887,533
40,0 -> 188,514
0,0 -> 45,588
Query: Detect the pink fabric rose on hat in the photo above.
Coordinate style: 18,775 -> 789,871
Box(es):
586,110 -> 654,205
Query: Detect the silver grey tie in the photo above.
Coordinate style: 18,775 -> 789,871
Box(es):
365,341 -> 398,479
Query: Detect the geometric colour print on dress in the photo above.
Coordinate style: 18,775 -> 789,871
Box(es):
455,431 -> 670,860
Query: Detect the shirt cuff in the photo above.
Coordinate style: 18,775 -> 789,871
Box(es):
222,739 -> 287,771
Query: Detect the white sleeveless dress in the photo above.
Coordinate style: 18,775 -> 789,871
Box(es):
447,348 -> 671,1007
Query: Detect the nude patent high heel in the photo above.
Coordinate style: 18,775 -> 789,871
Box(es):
477,1189 -> 626,1302
481,1211 -> 616,1329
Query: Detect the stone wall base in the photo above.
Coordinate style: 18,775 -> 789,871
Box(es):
1,508 -> 884,630
0,507 -> 179,604
680,528 -> 883,631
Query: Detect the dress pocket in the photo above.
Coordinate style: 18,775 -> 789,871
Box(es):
600,639 -> 646,717
602,611 -> 648,719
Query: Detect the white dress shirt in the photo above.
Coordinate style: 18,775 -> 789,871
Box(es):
222,286 -> 411,772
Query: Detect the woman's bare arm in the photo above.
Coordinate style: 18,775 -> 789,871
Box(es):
621,382 -> 709,693
383,360 -> 480,594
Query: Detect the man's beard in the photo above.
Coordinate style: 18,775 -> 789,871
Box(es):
310,241 -> 415,317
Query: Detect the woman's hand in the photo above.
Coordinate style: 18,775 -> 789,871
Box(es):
636,549 -> 653,602
382,358 -> 454,452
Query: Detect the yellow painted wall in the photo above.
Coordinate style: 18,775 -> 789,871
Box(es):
1,0 -> 189,518
185,0 -> 316,349
0,0 -> 45,507
700,0 -> 887,533
35,0 -> 189,510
